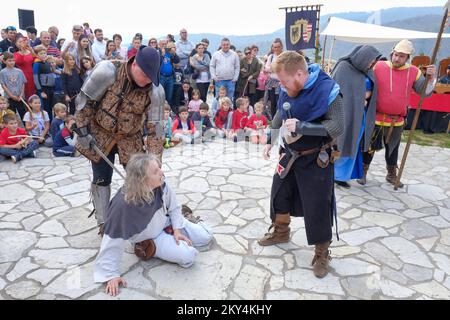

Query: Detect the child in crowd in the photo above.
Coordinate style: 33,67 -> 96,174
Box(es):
83,23 -> 94,39
53,115 -> 78,157
211,86 -> 227,117
127,37 -> 141,60
246,102 -> 268,144
172,106 -> 200,144
230,97 -> 249,142
173,80 -> 192,114
0,52 -> 27,120
0,97 -> 16,131
23,94 -> 52,147
162,104 -> 177,148
190,102 -> 216,142
80,56 -> 95,81
48,57 -> 65,105
49,103 -> 67,141
214,97 -> 233,138
33,45 -> 55,121
0,114 -> 39,163
242,96 -> 254,115
62,54 -> 83,115
188,89 -> 203,115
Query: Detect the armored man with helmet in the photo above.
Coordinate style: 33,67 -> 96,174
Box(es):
259,51 -> 344,278
74,47 -> 166,235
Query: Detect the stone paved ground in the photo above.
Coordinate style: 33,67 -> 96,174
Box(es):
0,140 -> 450,300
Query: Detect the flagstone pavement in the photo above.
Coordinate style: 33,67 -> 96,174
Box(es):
0,140 -> 450,300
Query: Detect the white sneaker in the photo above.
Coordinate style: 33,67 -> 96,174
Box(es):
11,155 -> 17,163
32,150 -> 37,158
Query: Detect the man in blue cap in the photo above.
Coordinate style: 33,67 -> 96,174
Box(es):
74,46 -> 165,235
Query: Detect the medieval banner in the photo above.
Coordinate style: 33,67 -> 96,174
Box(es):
285,9 -> 318,50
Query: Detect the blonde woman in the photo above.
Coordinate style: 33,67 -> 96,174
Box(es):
94,153 -> 213,297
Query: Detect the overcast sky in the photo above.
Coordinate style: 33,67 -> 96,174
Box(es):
4,0 -> 447,40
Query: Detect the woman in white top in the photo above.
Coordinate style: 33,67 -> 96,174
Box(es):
94,153 -> 213,296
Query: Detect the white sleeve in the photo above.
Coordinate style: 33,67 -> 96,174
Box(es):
92,44 -> 103,64
93,235 -> 125,283
164,185 -> 184,230
209,54 -> 216,80
23,112 -> 30,122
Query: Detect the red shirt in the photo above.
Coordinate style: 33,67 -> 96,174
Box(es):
214,109 -> 231,129
231,109 -> 248,130
246,114 -> 268,130
0,127 -> 27,146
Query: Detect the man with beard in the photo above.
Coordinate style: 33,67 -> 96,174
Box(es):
360,39 -> 436,187
259,51 -> 344,278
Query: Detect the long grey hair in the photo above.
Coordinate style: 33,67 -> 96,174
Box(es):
123,153 -> 161,205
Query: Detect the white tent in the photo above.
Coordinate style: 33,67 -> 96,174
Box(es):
320,17 -> 450,43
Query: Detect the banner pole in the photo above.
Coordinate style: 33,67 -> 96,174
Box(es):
315,5 -> 322,63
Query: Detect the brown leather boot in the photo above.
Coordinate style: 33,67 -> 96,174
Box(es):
386,165 -> 404,188
357,164 -> 370,185
312,241 -> 332,278
258,214 -> 291,246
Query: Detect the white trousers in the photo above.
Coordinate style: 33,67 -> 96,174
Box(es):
173,132 -> 201,144
153,218 -> 213,268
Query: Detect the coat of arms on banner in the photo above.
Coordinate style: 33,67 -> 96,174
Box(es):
290,19 -> 313,45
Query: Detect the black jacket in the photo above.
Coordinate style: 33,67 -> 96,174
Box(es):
190,111 -> 213,132
173,87 -> 193,107
61,69 -> 83,95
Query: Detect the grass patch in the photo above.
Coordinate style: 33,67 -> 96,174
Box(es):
402,130 -> 450,148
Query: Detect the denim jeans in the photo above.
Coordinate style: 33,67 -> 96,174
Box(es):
160,75 -> 175,107
0,140 -> 39,161
215,80 -> 236,102
53,145 -> 75,157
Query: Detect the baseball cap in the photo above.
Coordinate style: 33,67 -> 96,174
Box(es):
6,26 -> 16,31
135,47 -> 160,86
393,39 -> 414,55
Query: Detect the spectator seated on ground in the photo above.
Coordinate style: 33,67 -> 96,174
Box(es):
173,80 -> 192,114
187,89 -> 203,116
211,85 -> 227,119
162,103 -> 178,148
246,101 -> 268,144
172,106 -> 200,144
230,97 -> 250,142
23,94 -> 52,147
0,114 -> 39,163
214,97 -> 233,138
190,102 -> 217,142
49,103 -> 67,141
0,97 -> 17,131
52,115 -> 78,157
